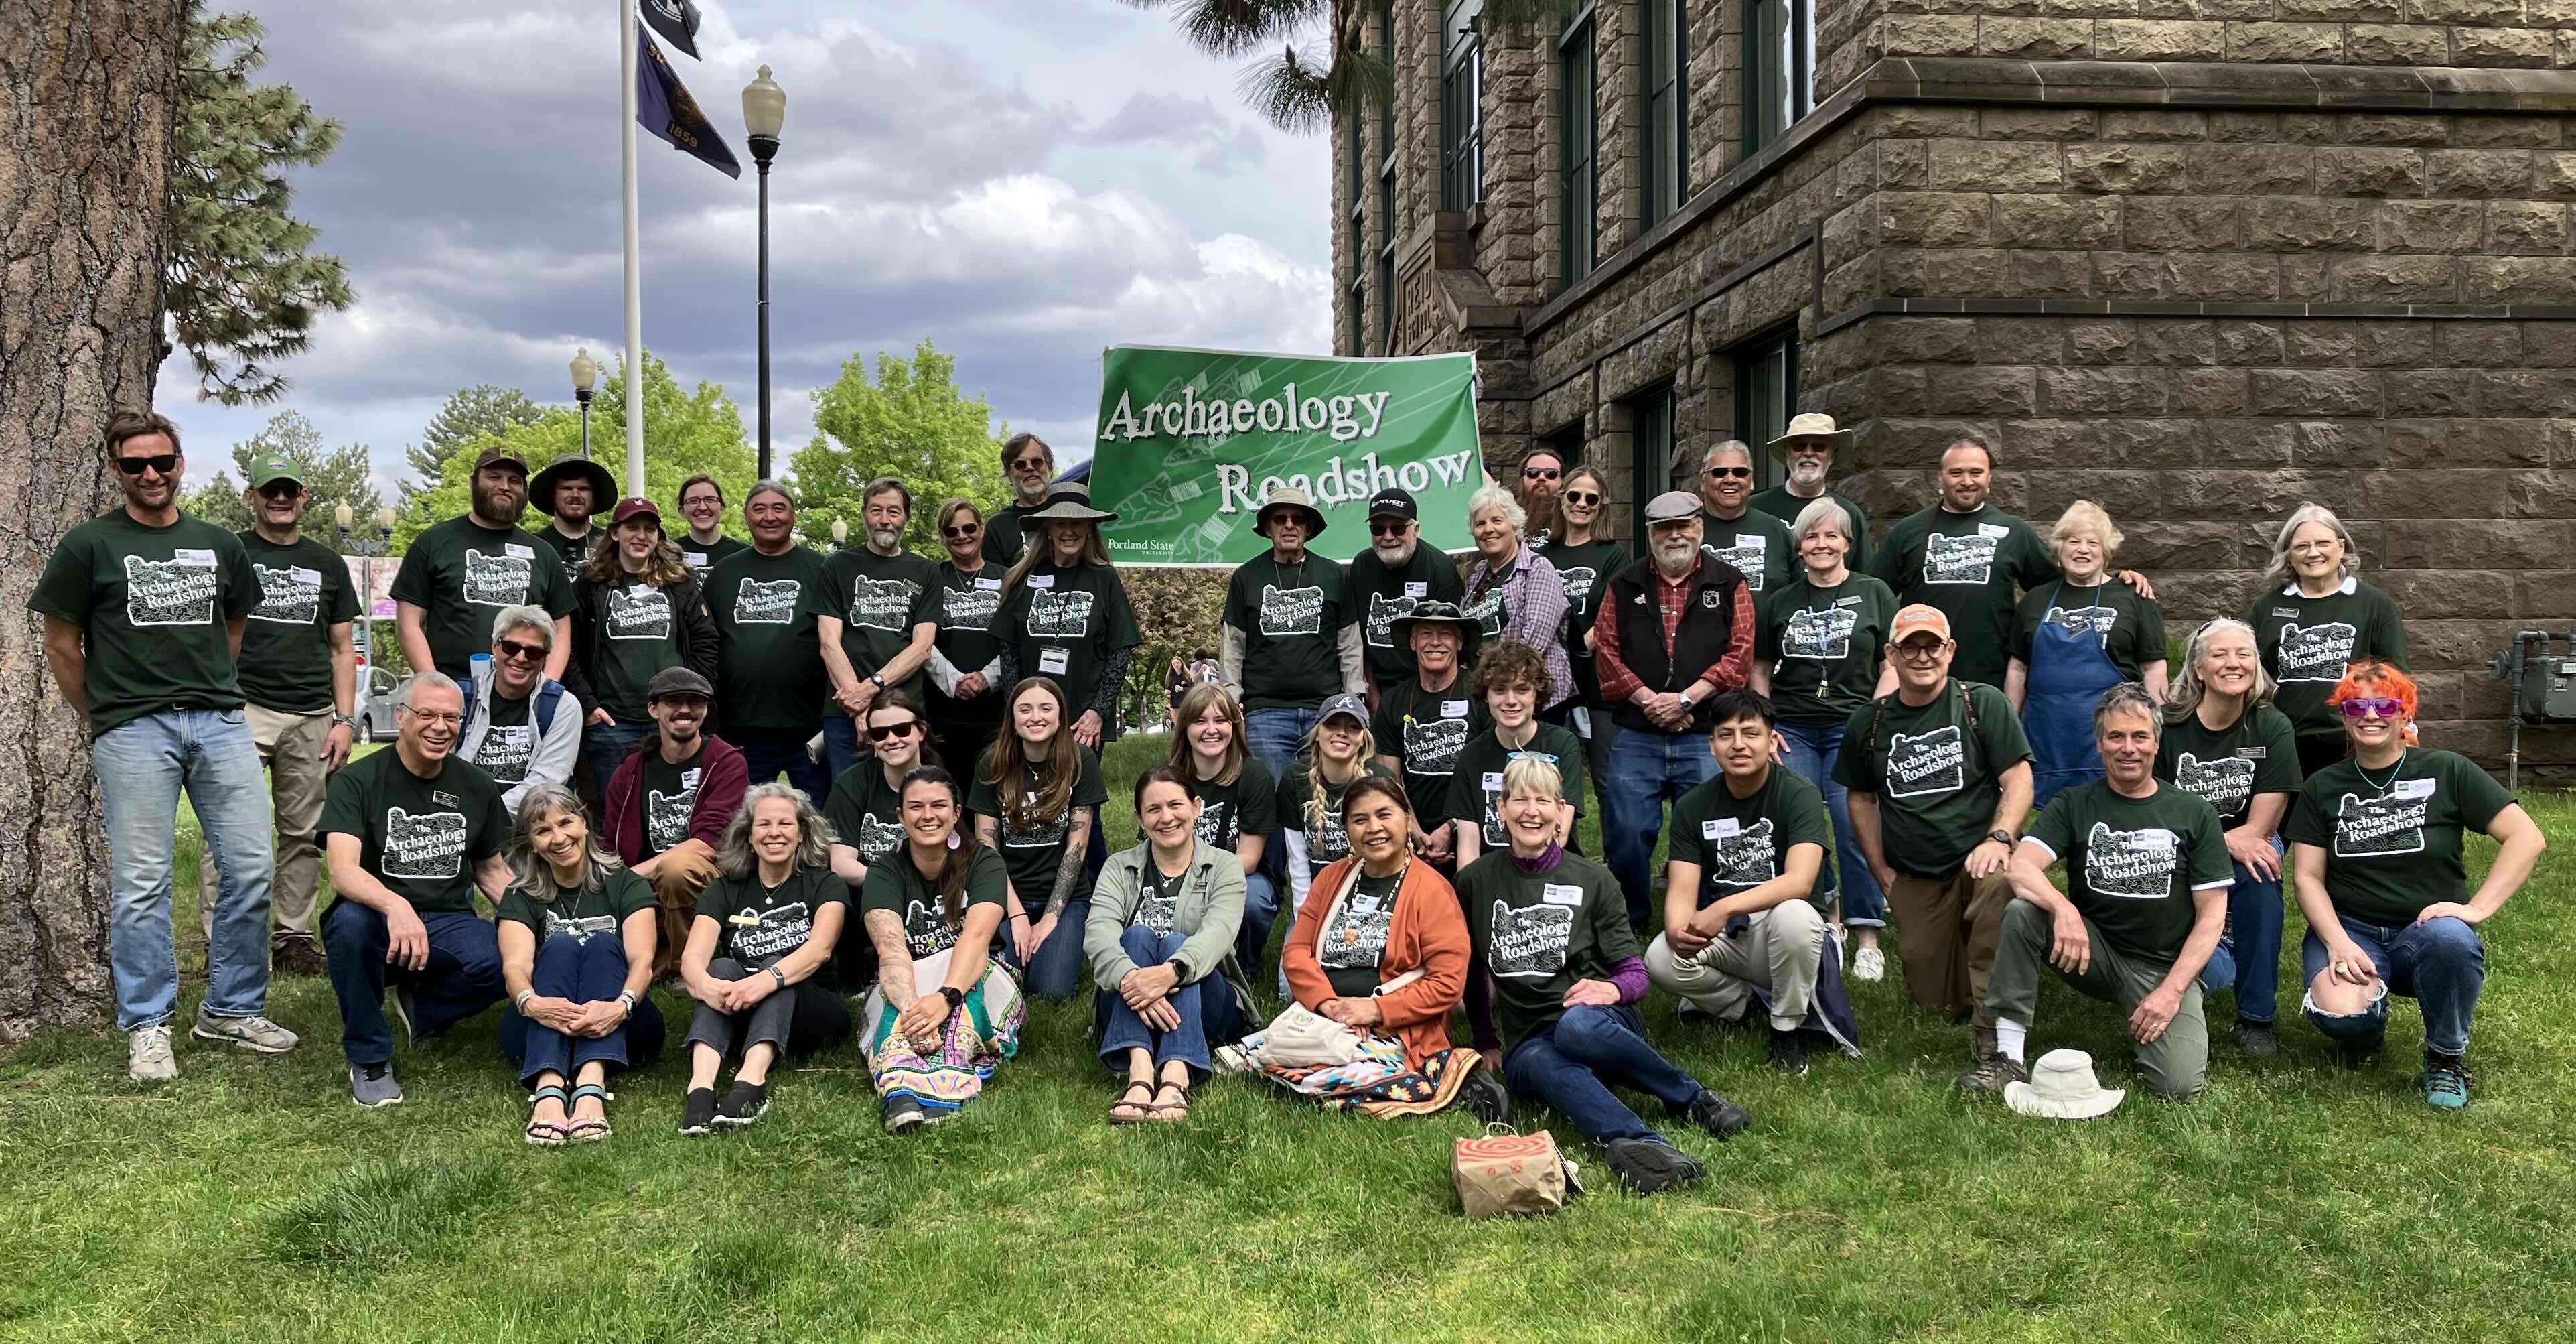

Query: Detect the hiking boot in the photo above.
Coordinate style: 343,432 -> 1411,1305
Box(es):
1850,945 -> 1887,983
2340,1031 -> 2386,1071
348,1061 -> 403,1107
1459,1069 -> 1512,1125
192,1012 -> 299,1055
883,1097 -> 927,1134
1768,1029 -> 1810,1077
2232,1018 -> 2280,1059
128,1026 -> 177,1084
713,1079 -> 770,1127
2423,1052 -> 2473,1112
679,1087 -> 719,1136
1683,1089 -> 1751,1140
1605,1138 -> 1705,1194
273,939 -> 329,978
1955,1051 -> 2029,1096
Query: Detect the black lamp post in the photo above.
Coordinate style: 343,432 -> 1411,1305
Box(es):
743,65 -> 787,478
570,347 -> 599,458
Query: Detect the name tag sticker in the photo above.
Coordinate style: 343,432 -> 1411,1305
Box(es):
2235,746 -> 2267,760
729,909 -> 763,927
1027,574 -> 1055,590
1977,523 -> 2010,540
1404,582 -> 1428,598
1482,772 -> 1504,792
173,548 -> 216,566
290,565 -> 322,584
1441,699 -> 1471,719
1835,595 -> 1864,607
1703,817 -> 1742,838
505,543 -> 536,560
431,790 -> 459,807
681,768 -> 702,791
683,552 -> 710,568
975,577 -> 1003,590
2394,779 -> 2435,801
1038,647 -> 1071,675
1542,883 -> 1584,906
2273,607 -> 2302,618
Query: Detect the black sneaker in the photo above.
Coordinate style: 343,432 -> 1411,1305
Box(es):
2233,1018 -> 2280,1058
1605,1137 -> 1705,1193
713,1079 -> 770,1127
679,1087 -> 718,1136
1459,1069 -> 1512,1125
1768,1029 -> 1810,1076
883,1097 -> 927,1134
1955,1051 -> 2029,1096
2340,1032 -> 2386,1071
1683,1089 -> 1751,1140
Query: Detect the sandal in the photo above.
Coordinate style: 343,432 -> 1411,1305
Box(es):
525,1085 -> 571,1148
563,1083 -> 613,1144
1108,1080 -> 1155,1125
1147,1078 -> 1192,1123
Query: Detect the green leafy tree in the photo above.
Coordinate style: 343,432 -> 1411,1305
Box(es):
184,409 -> 385,534
167,5 -> 356,405
402,385 -> 547,501
790,340 -> 1009,555
395,353 -> 754,554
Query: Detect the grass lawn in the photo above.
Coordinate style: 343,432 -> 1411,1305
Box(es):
3,732 -> 2573,1341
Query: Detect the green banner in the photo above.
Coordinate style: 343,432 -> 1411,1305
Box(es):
1088,344 -> 1484,568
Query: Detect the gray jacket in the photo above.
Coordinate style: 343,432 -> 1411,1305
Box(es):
1084,842 -> 1257,1024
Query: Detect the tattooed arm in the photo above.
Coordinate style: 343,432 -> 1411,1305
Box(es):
865,907 -> 917,1008
1044,806 -> 1095,919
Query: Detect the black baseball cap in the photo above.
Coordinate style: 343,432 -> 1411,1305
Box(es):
1367,488 -> 1417,521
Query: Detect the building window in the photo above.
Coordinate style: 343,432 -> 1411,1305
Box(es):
1626,384 -> 1675,546
1745,0 -> 1813,153
1378,2 -> 1398,354
1640,0 -> 1687,228
1733,328 -> 1799,492
1441,1 -> 1485,212
1346,107 -> 1365,353
1559,7 -> 1597,289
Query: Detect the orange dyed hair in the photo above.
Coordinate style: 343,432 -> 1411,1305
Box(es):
2330,658 -> 2421,744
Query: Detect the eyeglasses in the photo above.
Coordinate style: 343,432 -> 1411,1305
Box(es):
681,494 -> 722,509
1562,490 -> 1599,507
867,719 -> 922,742
495,638 -> 548,663
1704,466 -> 1753,480
255,481 -> 302,501
1522,466 -> 1560,481
1010,456 -> 1050,473
942,523 -> 981,539
1893,641 -> 1948,660
114,454 -> 180,476
400,709 -> 465,726
2338,696 -> 2405,720
1368,520 -> 1410,537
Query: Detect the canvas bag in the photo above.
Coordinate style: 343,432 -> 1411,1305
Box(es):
1250,969 -> 1427,1069
1453,1126 -> 1580,1219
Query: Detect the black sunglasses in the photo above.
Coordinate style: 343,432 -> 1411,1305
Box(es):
867,719 -> 921,742
1704,466 -> 1753,480
255,481 -> 303,500
1562,490 -> 1599,507
495,637 -> 548,663
942,523 -> 981,539
1369,520 -> 1410,537
115,454 -> 180,476
1522,466 -> 1561,480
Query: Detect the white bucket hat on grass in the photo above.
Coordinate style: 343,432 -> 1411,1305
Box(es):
2003,1048 -> 2127,1120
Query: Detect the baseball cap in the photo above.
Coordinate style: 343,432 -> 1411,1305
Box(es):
1890,604 -> 1953,645
1319,692 -> 1369,727
1642,490 -> 1701,524
246,454 -> 304,489
646,666 -> 714,701
1366,488 -> 1417,521
612,497 -> 662,527
472,446 -> 532,475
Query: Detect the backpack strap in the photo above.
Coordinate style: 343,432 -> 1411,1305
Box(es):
534,681 -> 565,736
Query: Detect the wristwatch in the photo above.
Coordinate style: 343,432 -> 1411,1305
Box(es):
1987,829 -> 2015,847
938,986 -> 965,1010
770,967 -> 788,990
330,713 -> 358,731
868,672 -> 887,689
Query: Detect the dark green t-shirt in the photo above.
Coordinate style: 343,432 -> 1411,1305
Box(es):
824,762 -> 908,868
1835,681 -> 2033,876
1869,505 -> 2058,687
1191,757 -> 1279,854
596,574 -> 688,723
1370,676 -> 1486,830
967,745 -> 1109,912
1318,868 -> 1405,1000
800,547 -> 938,711
472,689 -> 538,785
1668,767 -> 1837,911
1133,856 -> 1189,937
999,562 -> 1141,716
1700,508 -> 1798,596
234,532 -> 360,714
2248,580 -> 2410,742
704,544 -> 829,732
1448,722 -> 1589,850
2156,704 -> 2301,829
29,510 -> 262,738
495,866 -> 654,948
319,748 -> 510,915
678,533 -> 747,572
1350,543 -> 1468,687
638,743 -> 705,860
390,515 -> 578,678
1760,572 -> 1898,728
1459,852 -> 1636,1044
1536,537 -> 1627,705
1750,486 -> 1871,572
861,844 -> 1009,961
983,502 -> 1043,571
1224,552 -> 1353,710
932,559 -> 1006,681
1279,760 -> 1397,867
539,526 -> 598,584
697,864 -> 847,967
2012,579 -> 2167,683
2026,780 -> 2234,965
2285,749 -> 2516,927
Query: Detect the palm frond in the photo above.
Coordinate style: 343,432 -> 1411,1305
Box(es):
1235,42 -> 1336,133
1127,0 -> 1332,60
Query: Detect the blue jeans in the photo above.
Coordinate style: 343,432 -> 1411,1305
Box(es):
731,725 -> 829,802
1602,730 -> 1721,927
1243,707 -> 1318,785
93,708 -> 276,1030
1777,722 -> 1883,928
2300,914 -> 2484,1057
1098,925 -> 1242,1079
497,931 -> 667,1085
1232,870 -> 1280,984
585,718 -> 655,803
822,716 -> 864,784
1500,1004 -> 1705,1146
323,902 -> 507,1065
2195,846 -> 2286,1024
1012,896 -> 1094,1002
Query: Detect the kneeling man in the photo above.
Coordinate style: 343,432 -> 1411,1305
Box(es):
1966,683 -> 2230,1099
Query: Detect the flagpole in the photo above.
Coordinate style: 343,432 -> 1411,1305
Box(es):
620,0 -> 646,498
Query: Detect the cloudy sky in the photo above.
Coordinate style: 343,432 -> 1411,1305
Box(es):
154,0 -> 1331,485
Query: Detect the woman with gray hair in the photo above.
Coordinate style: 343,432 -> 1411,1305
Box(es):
494,783 -> 663,1145
2005,500 -> 2167,810
675,782 -> 851,1134
1460,482 -> 1573,709
2248,502 -> 2409,777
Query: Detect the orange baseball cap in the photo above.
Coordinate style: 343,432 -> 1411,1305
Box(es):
1889,604 -> 1952,644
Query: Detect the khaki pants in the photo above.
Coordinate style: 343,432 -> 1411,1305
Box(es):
1644,900 -> 1828,1030
649,843 -> 720,976
1885,868 -> 2014,1028
198,704 -> 334,947
1987,900 -> 2208,1099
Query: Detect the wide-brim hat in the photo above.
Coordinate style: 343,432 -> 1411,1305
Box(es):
1768,412 -> 1851,462
1025,480 -> 1117,525
2003,1049 -> 2127,1120
530,453 -> 617,516
1253,484 -> 1328,539
1389,599 -> 1482,660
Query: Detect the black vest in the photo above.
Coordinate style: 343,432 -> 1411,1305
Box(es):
1605,554 -> 1747,735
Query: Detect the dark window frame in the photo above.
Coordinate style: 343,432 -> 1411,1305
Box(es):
1441,0 -> 1486,212
1639,0 -> 1688,228
1378,1 -> 1399,353
1743,0 -> 1814,154
1731,326 -> 1801,494
1626,383 -> 1676,547
1559,5 -> 1599,290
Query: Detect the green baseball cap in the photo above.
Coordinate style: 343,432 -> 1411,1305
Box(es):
247,454 -> 305,489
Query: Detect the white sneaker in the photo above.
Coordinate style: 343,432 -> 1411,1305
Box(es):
129,1026 -> 178,1083
1851,946 -> 1887,983
192,1013 -> 299,1054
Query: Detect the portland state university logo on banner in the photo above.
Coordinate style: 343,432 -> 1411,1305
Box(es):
2084,823 -> 2180,900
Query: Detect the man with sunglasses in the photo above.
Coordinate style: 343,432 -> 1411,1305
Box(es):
1750,413 -> 1869,571
34,411 -> 299,1082
1515,448 -> 1565,545
705,481 -> 830,798
459,605 -> 583,815
1222,484 -> 1366,785
984,432 -> 1058,569
1697,440 -> 1796,597
601,667 -> 748,973
393,446 -> 575,683
1347,487 -> 1464,703
675,474 -> 747,570
197,454 -> 363,978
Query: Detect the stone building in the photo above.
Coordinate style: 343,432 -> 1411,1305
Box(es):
1329,0 -> 2576,770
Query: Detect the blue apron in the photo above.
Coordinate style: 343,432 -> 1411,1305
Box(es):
2024,583 -> 2123,811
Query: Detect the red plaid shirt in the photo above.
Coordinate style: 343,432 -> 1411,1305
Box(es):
1593,558 -> 1756,705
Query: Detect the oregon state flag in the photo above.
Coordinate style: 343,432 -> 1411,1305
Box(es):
636,27 -> 740,178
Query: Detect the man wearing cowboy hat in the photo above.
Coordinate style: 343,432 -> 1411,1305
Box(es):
1370,601 -> 1486,869
1751,413 -> 1871,570
1969,682 -> 2230,1100
529,452 -> 617,582
1222,482 -> 1366,784
1695,440 -> 1796,596
1346,486 -> 1465,703
994,481 -> 1141,748
394,445 -> 576,681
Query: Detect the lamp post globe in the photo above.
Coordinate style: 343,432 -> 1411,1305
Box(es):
743,66 -> 786,478
571,346 -> 600,459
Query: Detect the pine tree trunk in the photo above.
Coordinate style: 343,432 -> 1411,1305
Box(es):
0,1 -> 185,1045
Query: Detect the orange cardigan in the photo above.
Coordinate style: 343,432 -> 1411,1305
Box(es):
1282,857 -> 1470,1068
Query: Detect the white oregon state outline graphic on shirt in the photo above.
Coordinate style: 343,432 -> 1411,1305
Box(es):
1258,584 -> 1325,637
1194,798 -> 1237,848
733,576 -> 801,625
1135,880 -> 1180,937
2042,605 -> 2118,647
939,583 -> 998,631
2083,823 -> 2180,900
1319,891 -> 1394,969
731,901 -> 813,961
1025,588 -> 1096,639
474,725 -> 536,783
1461,588 -> 1507,638
1557,566 -> 1599,611
1704,536 -> 1768,590
381,807 -> 467,880
1705,819 -> 1780,889
646,787 -> 695,852
855,814 -> 905,863
1782,606 -> 1859,660
125,554 -> 219,627
2334,790 -> 2428,857
1922,531 -> 1997,586
463,549 -> 533,608
1885,726 -> 1967,798
607,584 -> 674,641
2277,622 -> 2358,683
249,563 -> 323,625
2173,752 -> 2256,815
849,574 -> 918,632
1364,590 -> 1417,649
900,897 -> 956,959
1403,716 -> 1470,777
1489,899 -> 1575,979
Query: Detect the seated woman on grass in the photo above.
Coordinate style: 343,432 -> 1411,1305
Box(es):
675,783 -> 851,1136
496,783 -> 665,1146
1279,693 -> 1394,940
972,676 -> 1108,1002
1458,757 -> 1749,1192
825,692 -> 938,992
859,766 -> 1023,1133
1084,768 -> 1256,1124
1255,776 -> 1501,1118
